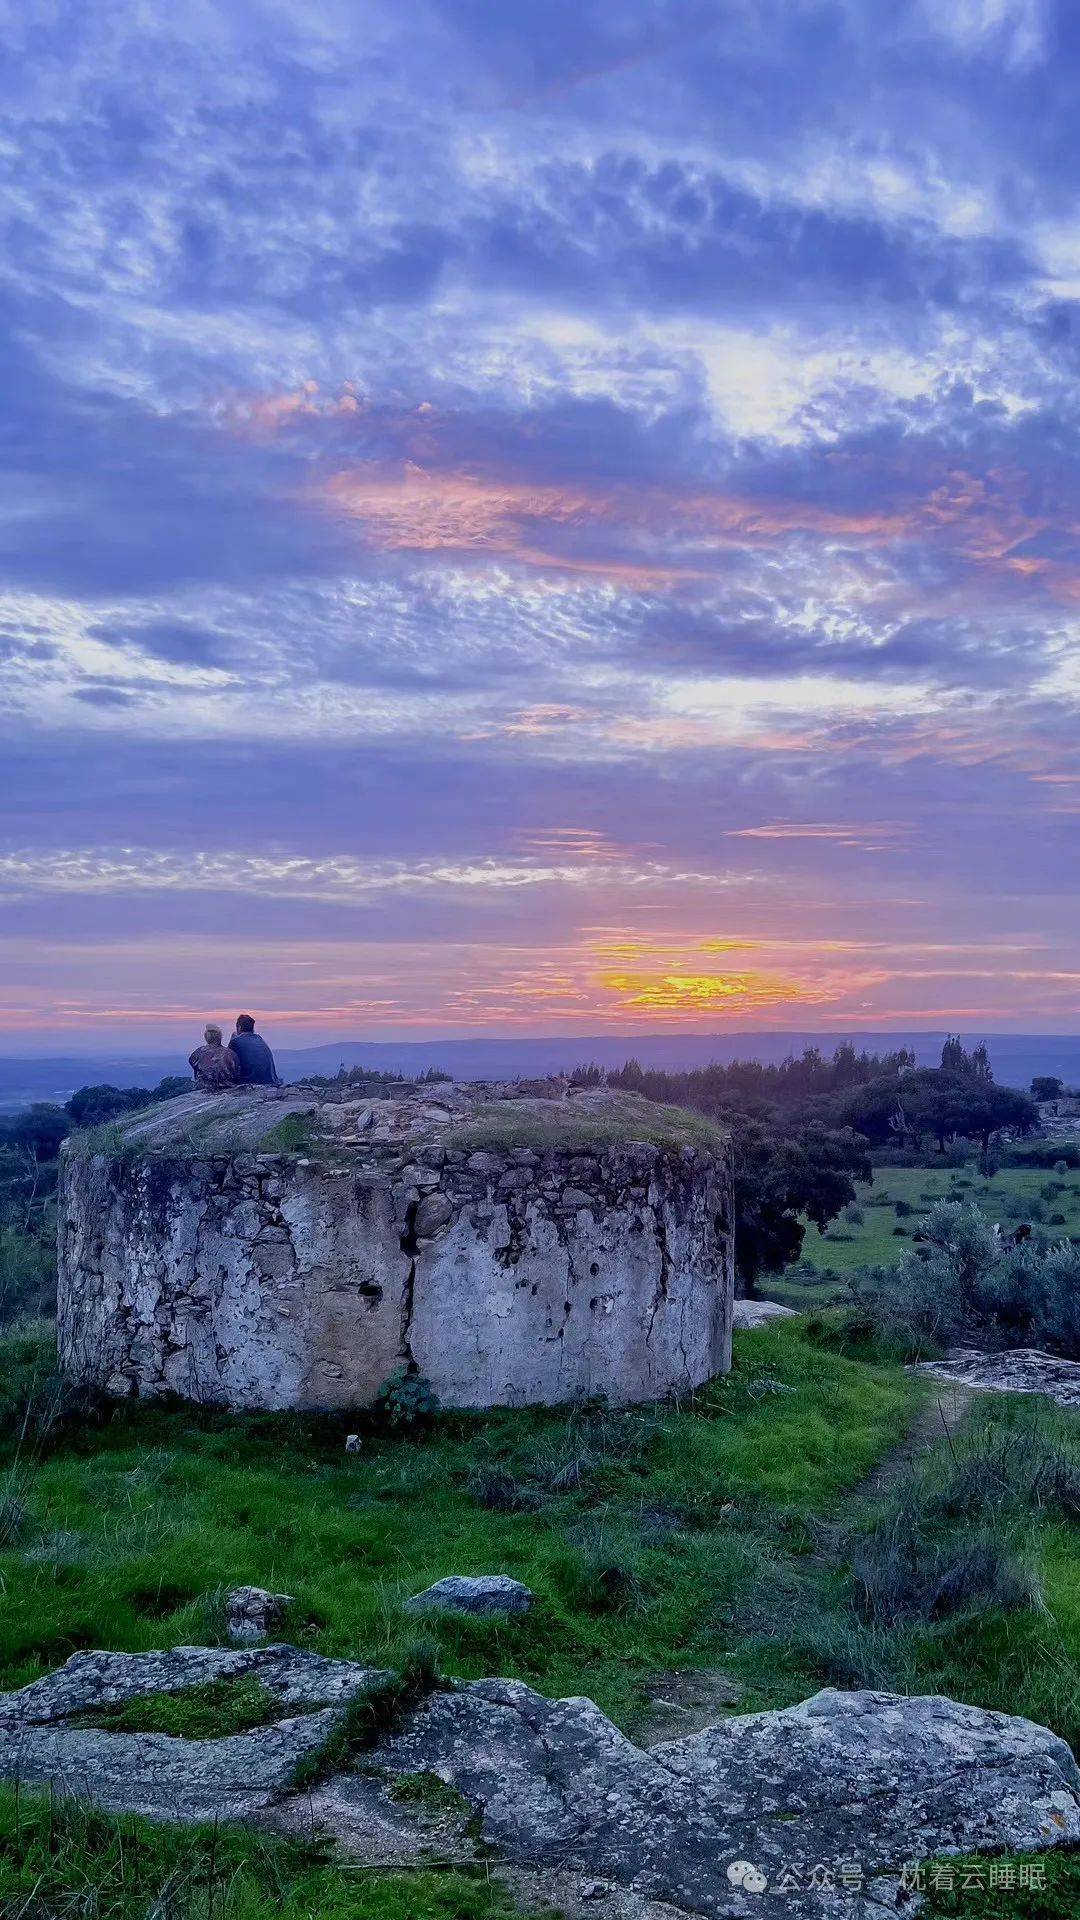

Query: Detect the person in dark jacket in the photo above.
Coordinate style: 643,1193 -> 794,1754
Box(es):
228,1013 -> 281,1086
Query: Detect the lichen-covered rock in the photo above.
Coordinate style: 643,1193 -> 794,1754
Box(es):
405,1575 -> 533,1617
0,1716 -> 336,1824
0,1645 -> 384,1726
225,1586 -> 294,1646
915,1348 -> 1080,1408
0,1645 -> 389,1825
57,1081 -> 733,1412
378,1679 -> 1080,1919
2,1650 -> 1077,1914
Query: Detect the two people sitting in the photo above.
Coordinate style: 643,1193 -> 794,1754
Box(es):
189,1014 -> 281,1092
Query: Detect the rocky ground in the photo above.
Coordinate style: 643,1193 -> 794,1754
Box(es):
2,1640 -> 1079,1919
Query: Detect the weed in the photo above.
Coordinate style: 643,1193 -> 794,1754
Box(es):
375,1366 -> 441,1429
0,1784 -> 521,1920
258,1113 -> 317,1154
852,1515 -> 1038,1625
293,1639 -> 444,1790
389,1771 -> 471,1819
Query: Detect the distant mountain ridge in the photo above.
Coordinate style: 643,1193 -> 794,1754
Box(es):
2,1030 -> 1078,1110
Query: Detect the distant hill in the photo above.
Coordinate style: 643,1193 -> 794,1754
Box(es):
1,1030 -> 1078,1111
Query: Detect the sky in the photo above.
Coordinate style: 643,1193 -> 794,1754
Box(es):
1,0 -> 1078,1049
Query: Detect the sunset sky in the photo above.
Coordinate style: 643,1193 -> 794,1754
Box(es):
2,0 -> 1078,1046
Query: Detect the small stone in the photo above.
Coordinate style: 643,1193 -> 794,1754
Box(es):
224,1585 -> 294,1646
345,1434 -> 362,1453
559,1187 -> 596,1209
404,1575 -> 533,1618
413,1192 -> 454,1239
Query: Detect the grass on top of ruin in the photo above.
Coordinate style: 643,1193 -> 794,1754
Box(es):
0,1318 -> 912,1728
434,1095 -> 729,1156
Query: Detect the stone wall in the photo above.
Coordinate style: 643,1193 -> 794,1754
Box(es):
57,1083 -> 733,1410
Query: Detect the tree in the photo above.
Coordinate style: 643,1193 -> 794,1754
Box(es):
730,1118 -> 871,1293
1032,1077 -> 1064,1103
7,1103 -> 71,1161
66,1075 -> 190,1128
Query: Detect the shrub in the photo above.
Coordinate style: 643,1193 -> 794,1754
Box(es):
374,1367 -> 441,1430
894,1199 -> 912,1217
859,1202 -> 1080,1359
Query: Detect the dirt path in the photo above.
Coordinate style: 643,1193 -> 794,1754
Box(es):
857,1373 -> 978,1501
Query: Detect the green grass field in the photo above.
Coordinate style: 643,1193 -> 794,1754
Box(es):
5,1315 -> 1080,1915
0,1320 -> 915,1725
767,1161 -> 1080,1308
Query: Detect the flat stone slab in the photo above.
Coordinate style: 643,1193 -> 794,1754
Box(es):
405,1575 -> 534,1617
732,1300 -> 798,1330
376,1680 -> 1080,1919
0,1645 -> 387,1824
0,1644 -> 382,1726
0,1715 -> 338,1823
914,1348 -> 1080,1408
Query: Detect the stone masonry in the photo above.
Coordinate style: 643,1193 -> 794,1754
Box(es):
57,1080 -> 733,1410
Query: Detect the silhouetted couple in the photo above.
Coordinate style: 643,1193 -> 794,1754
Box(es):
189,1014 -> 281,1092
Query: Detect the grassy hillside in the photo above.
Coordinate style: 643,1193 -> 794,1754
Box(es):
0,1320 -> 913,1724
5,1317 -> 1080,1914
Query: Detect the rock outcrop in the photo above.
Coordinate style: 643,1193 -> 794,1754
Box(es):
914,1347 -> 1080,1408
0,1645 -> 385,1824
57,1080 -> 733,1411
2,1650 -> 1078,1916
379,1677 -> 1080,1918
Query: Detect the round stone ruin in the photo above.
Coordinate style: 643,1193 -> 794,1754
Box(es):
56,1078 -> 734,1411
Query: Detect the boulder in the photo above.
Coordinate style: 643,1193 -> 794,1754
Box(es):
378,1679 -> 1080,1918
405,1575 -> 534,1618
225,1585 -> 294,1646
732,1300 -> 797,1330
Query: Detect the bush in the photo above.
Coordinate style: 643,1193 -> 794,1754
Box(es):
894,1199 -> 912,1217
374,1367 -> 441,1430
466,1465 -> 539,1514
859,1202 -> 1080,1359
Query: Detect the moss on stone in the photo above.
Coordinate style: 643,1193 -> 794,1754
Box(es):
258,1113 -> 319,1155
437,1096 -> 727,1157
70,1676 -> 283,1740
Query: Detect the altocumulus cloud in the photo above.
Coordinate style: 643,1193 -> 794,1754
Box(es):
0,0 -> 1076,1037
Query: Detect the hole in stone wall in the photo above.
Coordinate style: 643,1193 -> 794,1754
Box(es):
399,1201 -> 420,1258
